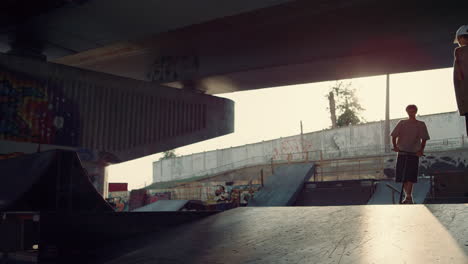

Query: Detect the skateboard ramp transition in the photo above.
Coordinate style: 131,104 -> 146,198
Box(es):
367,178 -> 431,205
295,180 -> 375,206
102,205 -> 468,264
248,163 -> 314,206
0,150 -> 113,212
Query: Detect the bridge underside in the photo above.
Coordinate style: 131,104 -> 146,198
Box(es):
0,0 -> 465,163
51,0 -> 465,94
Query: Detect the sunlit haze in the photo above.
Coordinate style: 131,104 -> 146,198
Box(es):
108,68 -> 456,190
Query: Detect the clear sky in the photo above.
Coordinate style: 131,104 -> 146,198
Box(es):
108,67 -> 457,190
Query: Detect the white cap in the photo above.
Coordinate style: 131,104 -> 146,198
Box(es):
454,25 -> 468,44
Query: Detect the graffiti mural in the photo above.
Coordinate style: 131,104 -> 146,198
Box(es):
107,191 -> 129,212
0,152 -> 24,160
146,56 -> 200,82
383,150 -> 468,178
0,69 -> 80,146
146,191 -> 172,204
205,182 -> 260,210
272,138 -> 314,160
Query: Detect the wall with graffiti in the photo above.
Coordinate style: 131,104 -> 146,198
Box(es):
107,191 -> 130,212
383,149 -> 468,197
146,191 -> 172,204
153,111 -> 467,183
384,149 -> 468,178
0,69 -> 80,146
0,65 -> 121,196
146,181 -> 260,208
146,56 -> 200,83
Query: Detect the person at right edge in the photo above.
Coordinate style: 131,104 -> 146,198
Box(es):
453,25 -> 468,134
390,105 -> 430,204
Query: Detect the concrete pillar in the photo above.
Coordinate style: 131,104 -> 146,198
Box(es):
384,74 -> 391,152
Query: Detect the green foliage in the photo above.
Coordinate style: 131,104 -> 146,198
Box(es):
336,108 -> 361,127
326,81 -> 364,127
159,149 -> 177,160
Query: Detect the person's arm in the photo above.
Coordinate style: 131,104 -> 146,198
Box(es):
417,122 -> 430,156
455,48 -> 465,81
392,136 -> 399,152
419,139 -> 427,152
390,121 -> 401,152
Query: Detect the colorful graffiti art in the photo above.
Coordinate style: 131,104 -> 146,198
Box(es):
0,152 -> 24,160
107,191 -> 129,212
0,69 -> 80,146
147,191 -> 172,204
383,151 -> 468,178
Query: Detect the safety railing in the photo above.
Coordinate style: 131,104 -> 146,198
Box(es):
313,155 -> 386,182
155,136 -> 468,184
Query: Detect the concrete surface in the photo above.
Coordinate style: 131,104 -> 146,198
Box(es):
0,53 -> 234,163
132,200 -> 189,212
367,178 -> 431,205
295,183 -> 373,206
248,163 -> 314,206
0,150 -> 113,212
104,204 -> 468,264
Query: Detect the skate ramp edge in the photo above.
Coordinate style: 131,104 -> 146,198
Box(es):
248,163 -> 314,206
367,178 -> 431,204
0,150 -> 113,212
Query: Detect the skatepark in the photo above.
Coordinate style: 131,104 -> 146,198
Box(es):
1,1 -> 467,263
1,149 -> 467,263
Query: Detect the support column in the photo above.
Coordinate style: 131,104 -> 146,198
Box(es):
384,74 -> 391,153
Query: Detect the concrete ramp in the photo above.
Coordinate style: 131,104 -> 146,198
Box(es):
103,205 -> 468,264
367,178 -> 431,205
248,163 -> 314,206
133,200 -> 189,212
0,150 -> 113,212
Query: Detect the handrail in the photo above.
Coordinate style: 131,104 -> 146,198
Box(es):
385,183 -> 400,193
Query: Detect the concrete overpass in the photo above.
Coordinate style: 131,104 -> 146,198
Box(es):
0,0 -> 465,192
8,0 -> 465,94
1,3 -> 467,262
1,1 -> 465,94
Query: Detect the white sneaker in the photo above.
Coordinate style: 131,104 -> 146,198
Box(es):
402,197 -> 414,204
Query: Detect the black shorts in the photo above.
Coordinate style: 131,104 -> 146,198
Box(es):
395,153 -> 419,183
465,114 -> 468,135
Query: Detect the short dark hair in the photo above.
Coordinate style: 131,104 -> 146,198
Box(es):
406,104 -> 418,111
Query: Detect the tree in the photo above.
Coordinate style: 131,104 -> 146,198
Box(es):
337,108 -> 361,127
159,149 -> 178,160
325,81 -> 364,128
327,91 -> 337,128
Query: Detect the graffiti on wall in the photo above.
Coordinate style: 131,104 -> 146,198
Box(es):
383,151 -> 468,178
0,67 -> 122,196
272,138 -> 315,160
0,152 -> 24,160
204,182 -> 260,210
0,69 -> 80,146
146,191 -> 172,204
146,56 -> 200,83
107,191 -> 129,212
